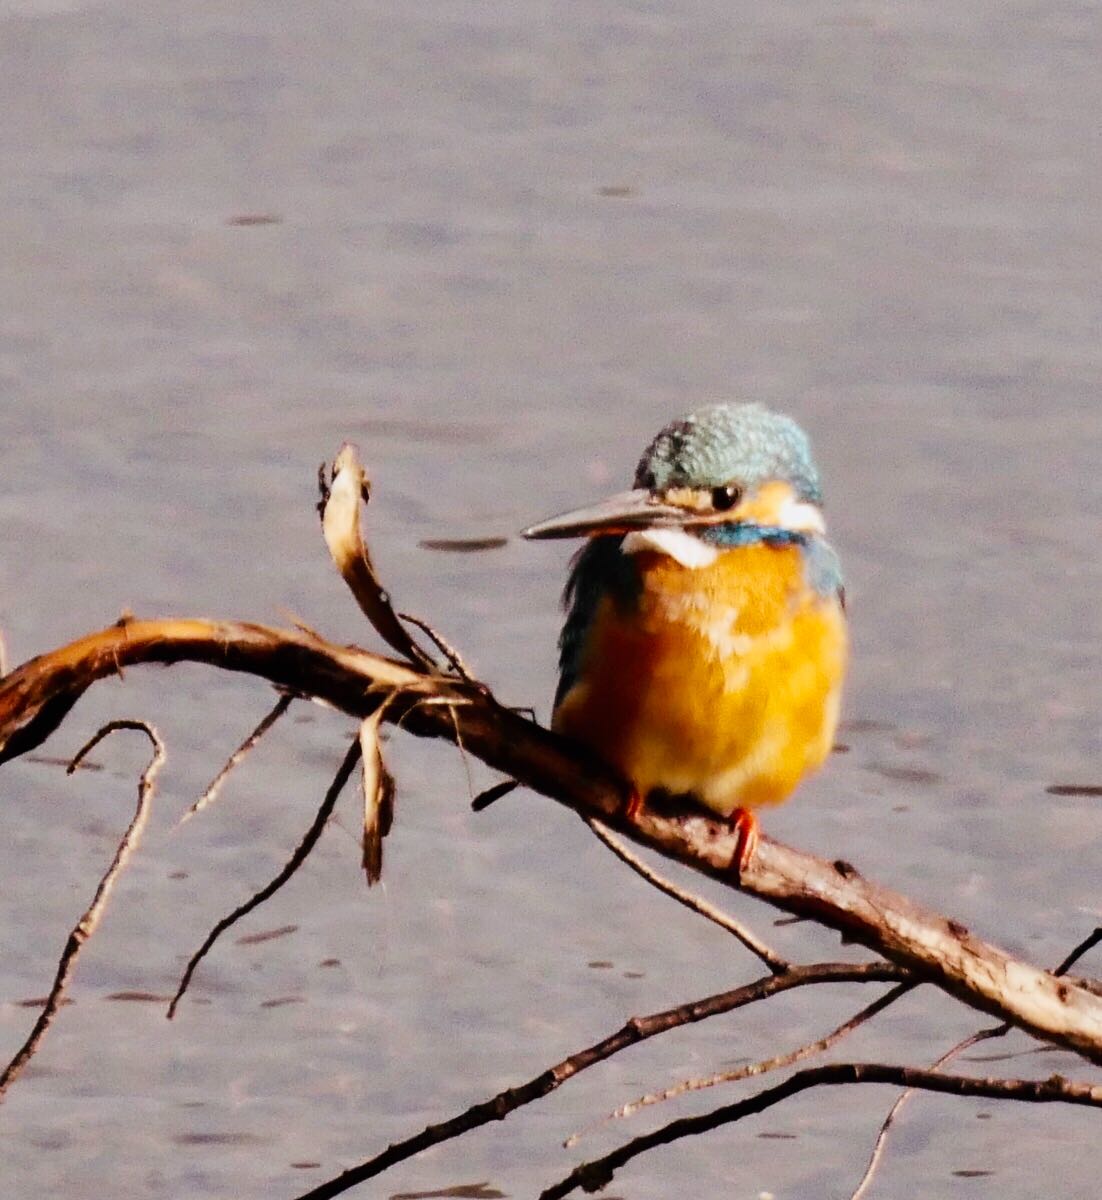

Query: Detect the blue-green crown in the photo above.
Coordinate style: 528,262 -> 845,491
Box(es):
634,402 -> 822,504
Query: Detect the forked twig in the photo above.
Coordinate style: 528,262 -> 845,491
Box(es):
0,719 -> 164,1099
847,926 -> 1102,1199
290,961 -> 909,1200
540,1063 -> 1102,1200
569,980 -> 915,1146
177,691 -> 294,825
167,735 -> 363,1018
586,817 -> 789,973
398,611 -> 476,681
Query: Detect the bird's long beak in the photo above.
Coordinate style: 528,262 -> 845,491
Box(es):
521,488 -> 690,540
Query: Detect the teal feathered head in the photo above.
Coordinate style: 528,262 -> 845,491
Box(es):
635,403 -> 822,504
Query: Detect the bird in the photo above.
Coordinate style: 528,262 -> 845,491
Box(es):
521,402 -> 847,873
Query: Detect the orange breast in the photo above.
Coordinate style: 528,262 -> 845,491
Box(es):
552,543 -> 847,815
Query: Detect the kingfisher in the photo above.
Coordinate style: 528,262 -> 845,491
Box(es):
521,403 -> 847,872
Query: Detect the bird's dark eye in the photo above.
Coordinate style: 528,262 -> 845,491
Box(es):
710,484 -> 742,512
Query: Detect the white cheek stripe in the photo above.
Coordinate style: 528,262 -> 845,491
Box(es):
777,496 -> 825,534
622,528 -> 719,568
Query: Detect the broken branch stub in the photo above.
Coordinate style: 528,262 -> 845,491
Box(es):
321,443 -> 436,671
358,706 -> 395,886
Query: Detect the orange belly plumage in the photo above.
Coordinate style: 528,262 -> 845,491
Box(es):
552,543 -> 846,815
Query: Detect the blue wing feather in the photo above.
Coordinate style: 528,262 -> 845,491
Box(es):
555,536 -> 640,712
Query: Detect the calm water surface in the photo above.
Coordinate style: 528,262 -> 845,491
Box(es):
1,2 -> 1100,1198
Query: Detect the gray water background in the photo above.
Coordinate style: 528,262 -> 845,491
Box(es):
0,2 -> 1100,1197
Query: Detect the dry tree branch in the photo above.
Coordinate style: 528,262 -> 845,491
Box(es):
166,736 -> 362,1018
177,691 -> 294,825
585,817 -> 789,973
570,979 -> 915,1146
289,961 -> 910,1200
0,719 -> 164,1100
539,1064 -> 1102,1200
0,444 -> 1099,1062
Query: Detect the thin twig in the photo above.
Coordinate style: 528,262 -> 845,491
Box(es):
571,980 -> 915,1146
0,628 -> 7,677
0,719 -> 164,1099
289,961 -> 909,1200
167,736 -> 363,1018
847,1030 -> 991,1200
1054,927 -> 1102,978
398,611 -> 475,681
540,1063 -> 1102,1200
177,692 -> 294,825
847,925 -> 1102,1199
471,779 -> 519,811
586,817 -> 789,974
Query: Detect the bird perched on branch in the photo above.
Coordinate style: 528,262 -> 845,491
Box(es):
522,403 -> 846,872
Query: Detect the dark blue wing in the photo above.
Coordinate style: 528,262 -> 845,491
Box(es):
554,536 -> 640,713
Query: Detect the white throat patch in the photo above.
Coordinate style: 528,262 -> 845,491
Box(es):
621,528 -> 719,569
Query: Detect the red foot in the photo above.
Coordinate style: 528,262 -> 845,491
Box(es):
624,787 -> 645,822
729,807 -> 759,876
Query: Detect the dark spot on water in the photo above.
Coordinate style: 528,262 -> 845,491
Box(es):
226,213 -> 282,226
952,1169 -> 994,1178
623,971 -> 645,979
293,713 -> 317,724
260,996 -> 305,1009
419,537 -> 508,553
773,915 -> 807,926
389,1184 -> 507,1200
106,991 -> 173,1003
758,1131 -> 797,1139
28,1132 -> 70,1150
866,763 -> 942,785
976,1112 -> 992,1119
173,1132 -> 265,1146
27,754 -> 103,771
236,924 -> 299,945
1045,784 -> 1102,797
168,870 -> 188,880
832,742 -> 851,753
587,960 -> 614,969
597,185 -> 635,198
291,1162 -> 321,1169
840,719 -> 895,734
892,804 -> 910,813
319,957 -> 341,968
